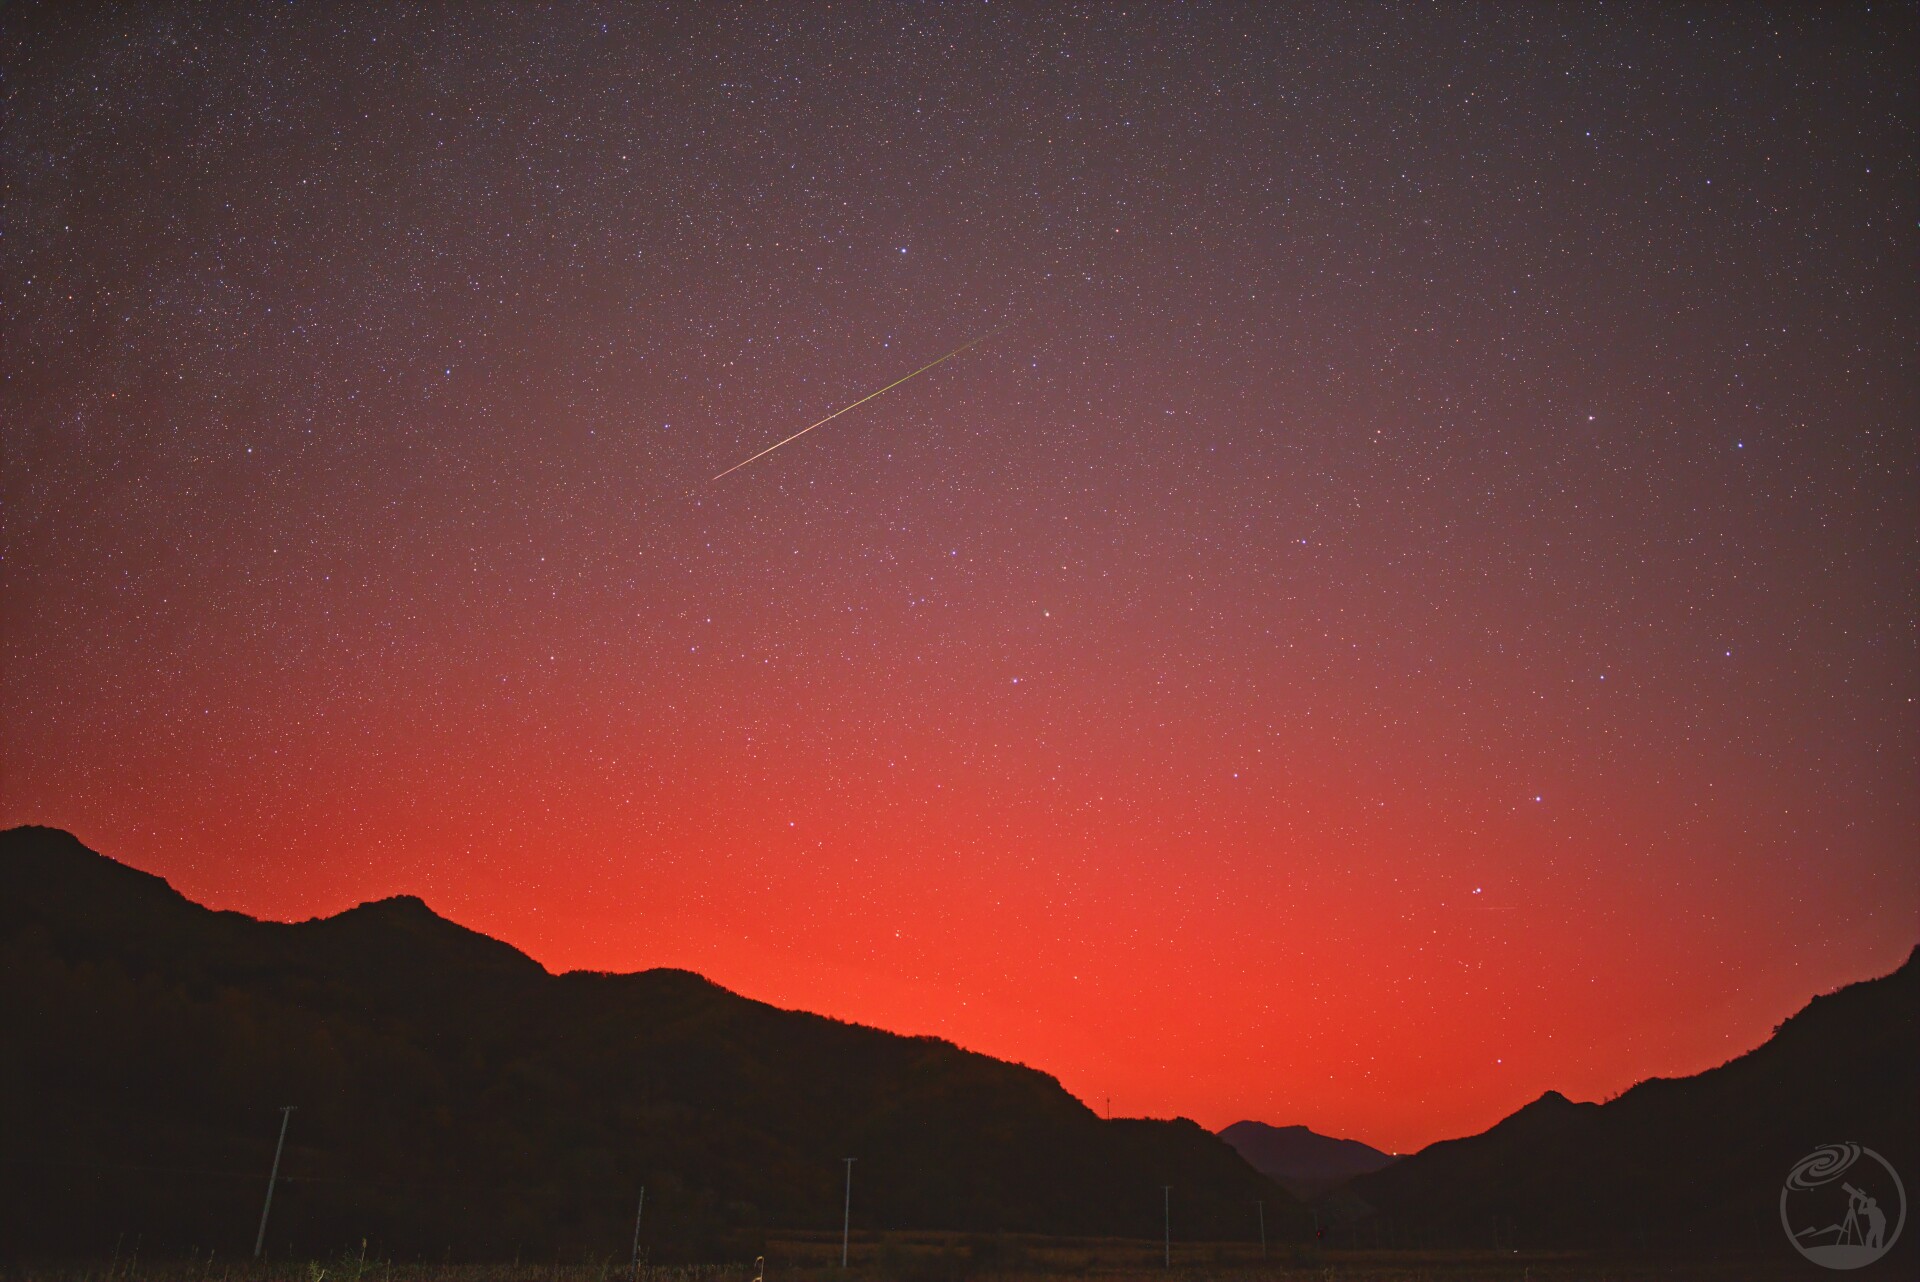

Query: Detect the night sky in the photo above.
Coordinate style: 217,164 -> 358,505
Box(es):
4,5 -> 1915,1154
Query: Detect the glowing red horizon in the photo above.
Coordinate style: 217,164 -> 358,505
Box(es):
20,736 -> 1911,1158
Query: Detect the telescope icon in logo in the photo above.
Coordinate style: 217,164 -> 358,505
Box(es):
1781,1144 -> 1905,1270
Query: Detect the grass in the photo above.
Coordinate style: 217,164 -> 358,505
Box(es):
0,1233 -> 1810,1282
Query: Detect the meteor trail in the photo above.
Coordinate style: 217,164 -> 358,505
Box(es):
709,326 -> 1005,483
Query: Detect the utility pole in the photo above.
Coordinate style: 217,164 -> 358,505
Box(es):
253,1106 -> 295,1258
841,1158 -> 856,1268
1162,1185 -> 1171,1268
628,1187 -> 645,1282
1257,1200 -> 1266,1258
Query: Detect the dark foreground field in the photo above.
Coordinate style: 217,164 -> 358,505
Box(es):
0,1236 -> 1818,1282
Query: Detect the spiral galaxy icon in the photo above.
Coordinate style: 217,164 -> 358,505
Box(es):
1789,1144 -> 1865,1191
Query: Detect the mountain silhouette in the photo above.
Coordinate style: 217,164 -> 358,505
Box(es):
0,826 -> 1296,1260
1216,1121 -> 1394,1198
1347,945 -> 1919,1257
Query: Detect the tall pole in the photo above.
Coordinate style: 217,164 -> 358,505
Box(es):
253,1106 -> 295,1258
1162,1185 -> 1171,1268
1257,1200 -> 1266,1258
841,1158 -> 856,1268
628,1186 -> 645,1281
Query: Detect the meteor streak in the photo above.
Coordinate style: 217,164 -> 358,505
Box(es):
709,326 -> 1005,483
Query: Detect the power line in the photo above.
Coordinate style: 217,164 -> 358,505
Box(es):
253,1106 -> 295,1259
627,1187 -> 644,1282
840,1158 -> 856,1269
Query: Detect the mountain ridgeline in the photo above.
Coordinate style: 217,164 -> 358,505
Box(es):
6,825 -> 1915,1264
0,827 -> 1295,1260
1349,943 -> 1918,1258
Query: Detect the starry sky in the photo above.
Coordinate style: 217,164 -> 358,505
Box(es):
4,4 -> 1915,1154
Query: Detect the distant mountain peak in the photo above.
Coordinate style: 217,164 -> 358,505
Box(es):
336,893 -> 439,917
1219,1119 -> 1396,1181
